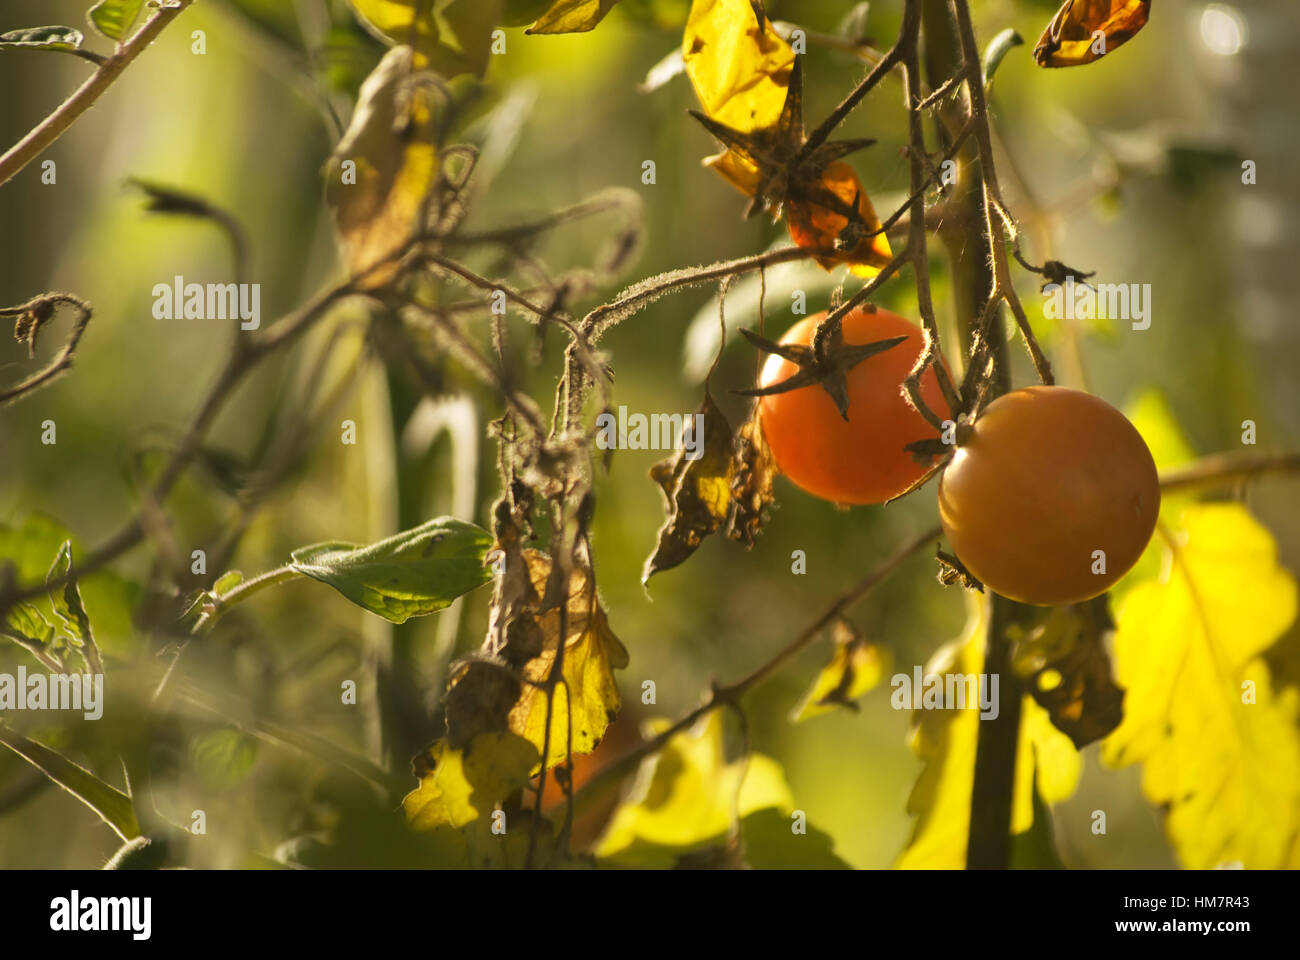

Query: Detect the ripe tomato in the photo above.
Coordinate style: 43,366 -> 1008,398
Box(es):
785,161 -> 892,277
938,386 -> 1159,606
757,307 -> 952,505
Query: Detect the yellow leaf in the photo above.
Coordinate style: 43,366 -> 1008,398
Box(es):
1033,0 -> 1151,68
683,0 -> 792,194
526,0 -> 621,35
403,731 -> 539,830
445,550 -> 629,774
325,46 -> 439,289
1102,503 -> 1300,868
682,0 -> 792,133
790,618 -> 888,722
593,712 -> 794,866
897,594 -> 1081,869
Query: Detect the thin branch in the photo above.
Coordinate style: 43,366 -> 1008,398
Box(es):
0,1 -> 197,187
1159,451 -> 1300,493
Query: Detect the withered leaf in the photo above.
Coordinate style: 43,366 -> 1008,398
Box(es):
1011,598 -> 1125,748
642,390 -> 736,582
790,617 -> 889,722
726,414 -> 776,547
1033,0 -> 1151,68
325,45 -> 440,289
446,550 -> 628,773
936,547 -> 983,593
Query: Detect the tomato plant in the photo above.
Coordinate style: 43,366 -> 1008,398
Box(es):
757,307 -> 951,506
0,0 -> 1296,885
938,386 -> 1160,606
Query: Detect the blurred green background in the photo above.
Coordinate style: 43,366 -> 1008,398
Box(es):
1,0 -> 1297,868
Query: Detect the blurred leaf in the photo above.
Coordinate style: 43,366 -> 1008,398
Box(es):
639,46 -> 684,94
346,0 -> 503,77
642,390 -> 734,582
0,724 -> 139,841
192,729 -> 259,789
898,594 -> 1081,868
289,516 -> 494,624
0,26 -> 85,52
1033,0 -> 1150,68
86,0 -> 143,42
1008,782 -> 1065,869
221,0 -> 302,47
405,731 -> 538,829
526,0 -> 622,35
0,517 -> 139,659
835,2 -> 871,44
791,617 -> 888,722
593,712 -> 798,867
503,0 -> 554,27
981,28 -> 1023,89
446,551 -> 629,772
325,45 -> 440,289
46,541 -> 103,674
1102,504 -> 1300,868
0,602 -> 62,669
739,807 -> 851,869
1117,389 -> 1199,592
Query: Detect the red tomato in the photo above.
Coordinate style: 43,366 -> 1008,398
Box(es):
938,385 -> 1160,606
757,307 -> 952,505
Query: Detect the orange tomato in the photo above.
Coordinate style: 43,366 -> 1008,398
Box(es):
786,161 -> 892,277
757,307 -> 951,505
938,386 -> 1159,606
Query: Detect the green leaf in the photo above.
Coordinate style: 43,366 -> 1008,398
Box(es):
0,724 -> 140,841
45,540 -> 103,674
0,26 -> 85,52
0,602 -> 63,669
212,570 -> 244,595
191,729 -> 258,789
87,0 -> 143,41
0,516 -> 140,659
289,517 -> 494,623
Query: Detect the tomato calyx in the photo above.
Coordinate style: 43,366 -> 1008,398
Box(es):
688,58 -> 876,224
733,321 -> 906,421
